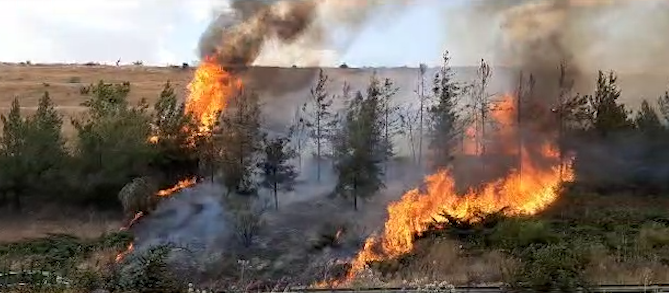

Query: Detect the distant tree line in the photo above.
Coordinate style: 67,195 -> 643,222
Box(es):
1,50 -> 668,214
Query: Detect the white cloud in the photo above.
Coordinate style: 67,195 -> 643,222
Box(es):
0,0 -> 217,65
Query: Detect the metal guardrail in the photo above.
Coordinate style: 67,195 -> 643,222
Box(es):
273,285 -> 669,293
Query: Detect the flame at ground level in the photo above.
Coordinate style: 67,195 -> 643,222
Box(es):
156,177 -> 198,197
338,143 -> 574,284
115,177 -> 198,262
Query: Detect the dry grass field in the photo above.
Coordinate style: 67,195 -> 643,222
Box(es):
0,63 -> 194,136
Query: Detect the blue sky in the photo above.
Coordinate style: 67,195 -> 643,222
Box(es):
0,0 -> 496,67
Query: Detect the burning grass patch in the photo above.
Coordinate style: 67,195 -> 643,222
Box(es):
345,191 -> 669,290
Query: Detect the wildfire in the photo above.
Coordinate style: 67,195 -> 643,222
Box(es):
116,56 -> 237,263
185,56 -> 242,134
329,93 -> 574,286
156,177 -> 198,197
115,243 -> 134,262
115,177 -> 199,262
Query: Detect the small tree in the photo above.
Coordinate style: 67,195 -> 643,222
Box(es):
0,98 -> 28,210
379,76 -> 400,168
302,69 -> 339,182
72,81 -> 155,205
215,88 -> 264,195
258,136 -> 298,210
25,91 -> 68,197
634,100 -> 663,134
585,71 -> 632,136
473,59 -> 493,156
289,106 -> 309,170
428,51 -> 461,170
657,91 -> 669,124
332,85 -> 385,210
151,81 -> 200,184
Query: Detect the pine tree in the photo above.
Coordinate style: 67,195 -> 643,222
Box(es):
215,88 -> 264,196
72,81 -> 155,205
332,82 -> 386,210
0,98 -> 28,210
151,81 -> 200,184
657,91 -> 669,124
302,69 -> 338,182
428,51 -> 461,170
634,100 -> 663,134
25,91 -> 67,196
258,136 -> 298,210
585,71 -> 632,136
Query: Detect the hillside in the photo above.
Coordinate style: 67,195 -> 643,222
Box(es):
2,62 -> 667,121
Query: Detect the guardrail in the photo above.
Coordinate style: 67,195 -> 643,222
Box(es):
276,285 -> 669,293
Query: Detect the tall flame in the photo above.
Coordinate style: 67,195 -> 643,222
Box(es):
118,57 -> 237,263
185,56 -> 242,134
333,93 -> 574,285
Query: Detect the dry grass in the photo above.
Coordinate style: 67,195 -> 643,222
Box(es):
0,206 -> 121,243
402,238 -> 516,286
0,63 -> 193,137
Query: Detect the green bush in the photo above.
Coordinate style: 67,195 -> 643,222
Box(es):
487,218 -> 559,251
510,242 -> 590,292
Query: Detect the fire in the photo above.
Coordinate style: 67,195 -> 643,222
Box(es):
156,177 -> 198,197
117,56 -> 236,263
115,243 -> 134,262
184,56 -> 242,134
115,178 -> 198,262
330,93 -> 574,285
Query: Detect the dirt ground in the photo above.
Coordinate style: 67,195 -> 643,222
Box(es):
0,205 -> 121,243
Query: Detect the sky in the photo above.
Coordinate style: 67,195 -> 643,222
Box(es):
0,0 -> 496,67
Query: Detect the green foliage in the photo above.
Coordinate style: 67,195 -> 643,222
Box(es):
301,69 -> 339,181
215,88 -> 264,195
657,91 -> 669,124
150,81 -> 201,185
0,92 -> 67,210
634,100 -> 663,133
113,244 -> 184,293
428,51 -> 461,170
585,71 -> 632,135
258,136 -> 298,210
71,81 -> 156,206
510,242 -> 590,292
487,218 -> 559,251
332,77 -> 389,210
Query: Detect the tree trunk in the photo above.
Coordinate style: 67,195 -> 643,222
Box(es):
273,182 -> 278,211
316,116 -> 321,182
353,177 -> 358,211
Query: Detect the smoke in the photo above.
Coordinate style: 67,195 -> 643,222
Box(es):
199,0 -> 413,67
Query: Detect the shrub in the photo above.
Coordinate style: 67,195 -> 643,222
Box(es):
638,222 -> 669,250
487,218 -> 559,251
112,244 -> 184,293
510,242 -> 590,292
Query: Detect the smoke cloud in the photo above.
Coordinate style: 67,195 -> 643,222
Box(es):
199,0 -> 413,68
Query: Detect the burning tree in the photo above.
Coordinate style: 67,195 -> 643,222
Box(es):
332,80 -> 388,210
302,69 -> 339,182
258,135 -> 298,210
428,51 -> 462,170
150,81 -> 201,185
215,87 -> 264,196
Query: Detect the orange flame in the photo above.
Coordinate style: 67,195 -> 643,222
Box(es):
115,178 -> 198,262
115,243 -> 134,262
156,177 -> 198,197
117,56 -> 238,263
326,93 -> 574,286
185,56 -> 242,134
